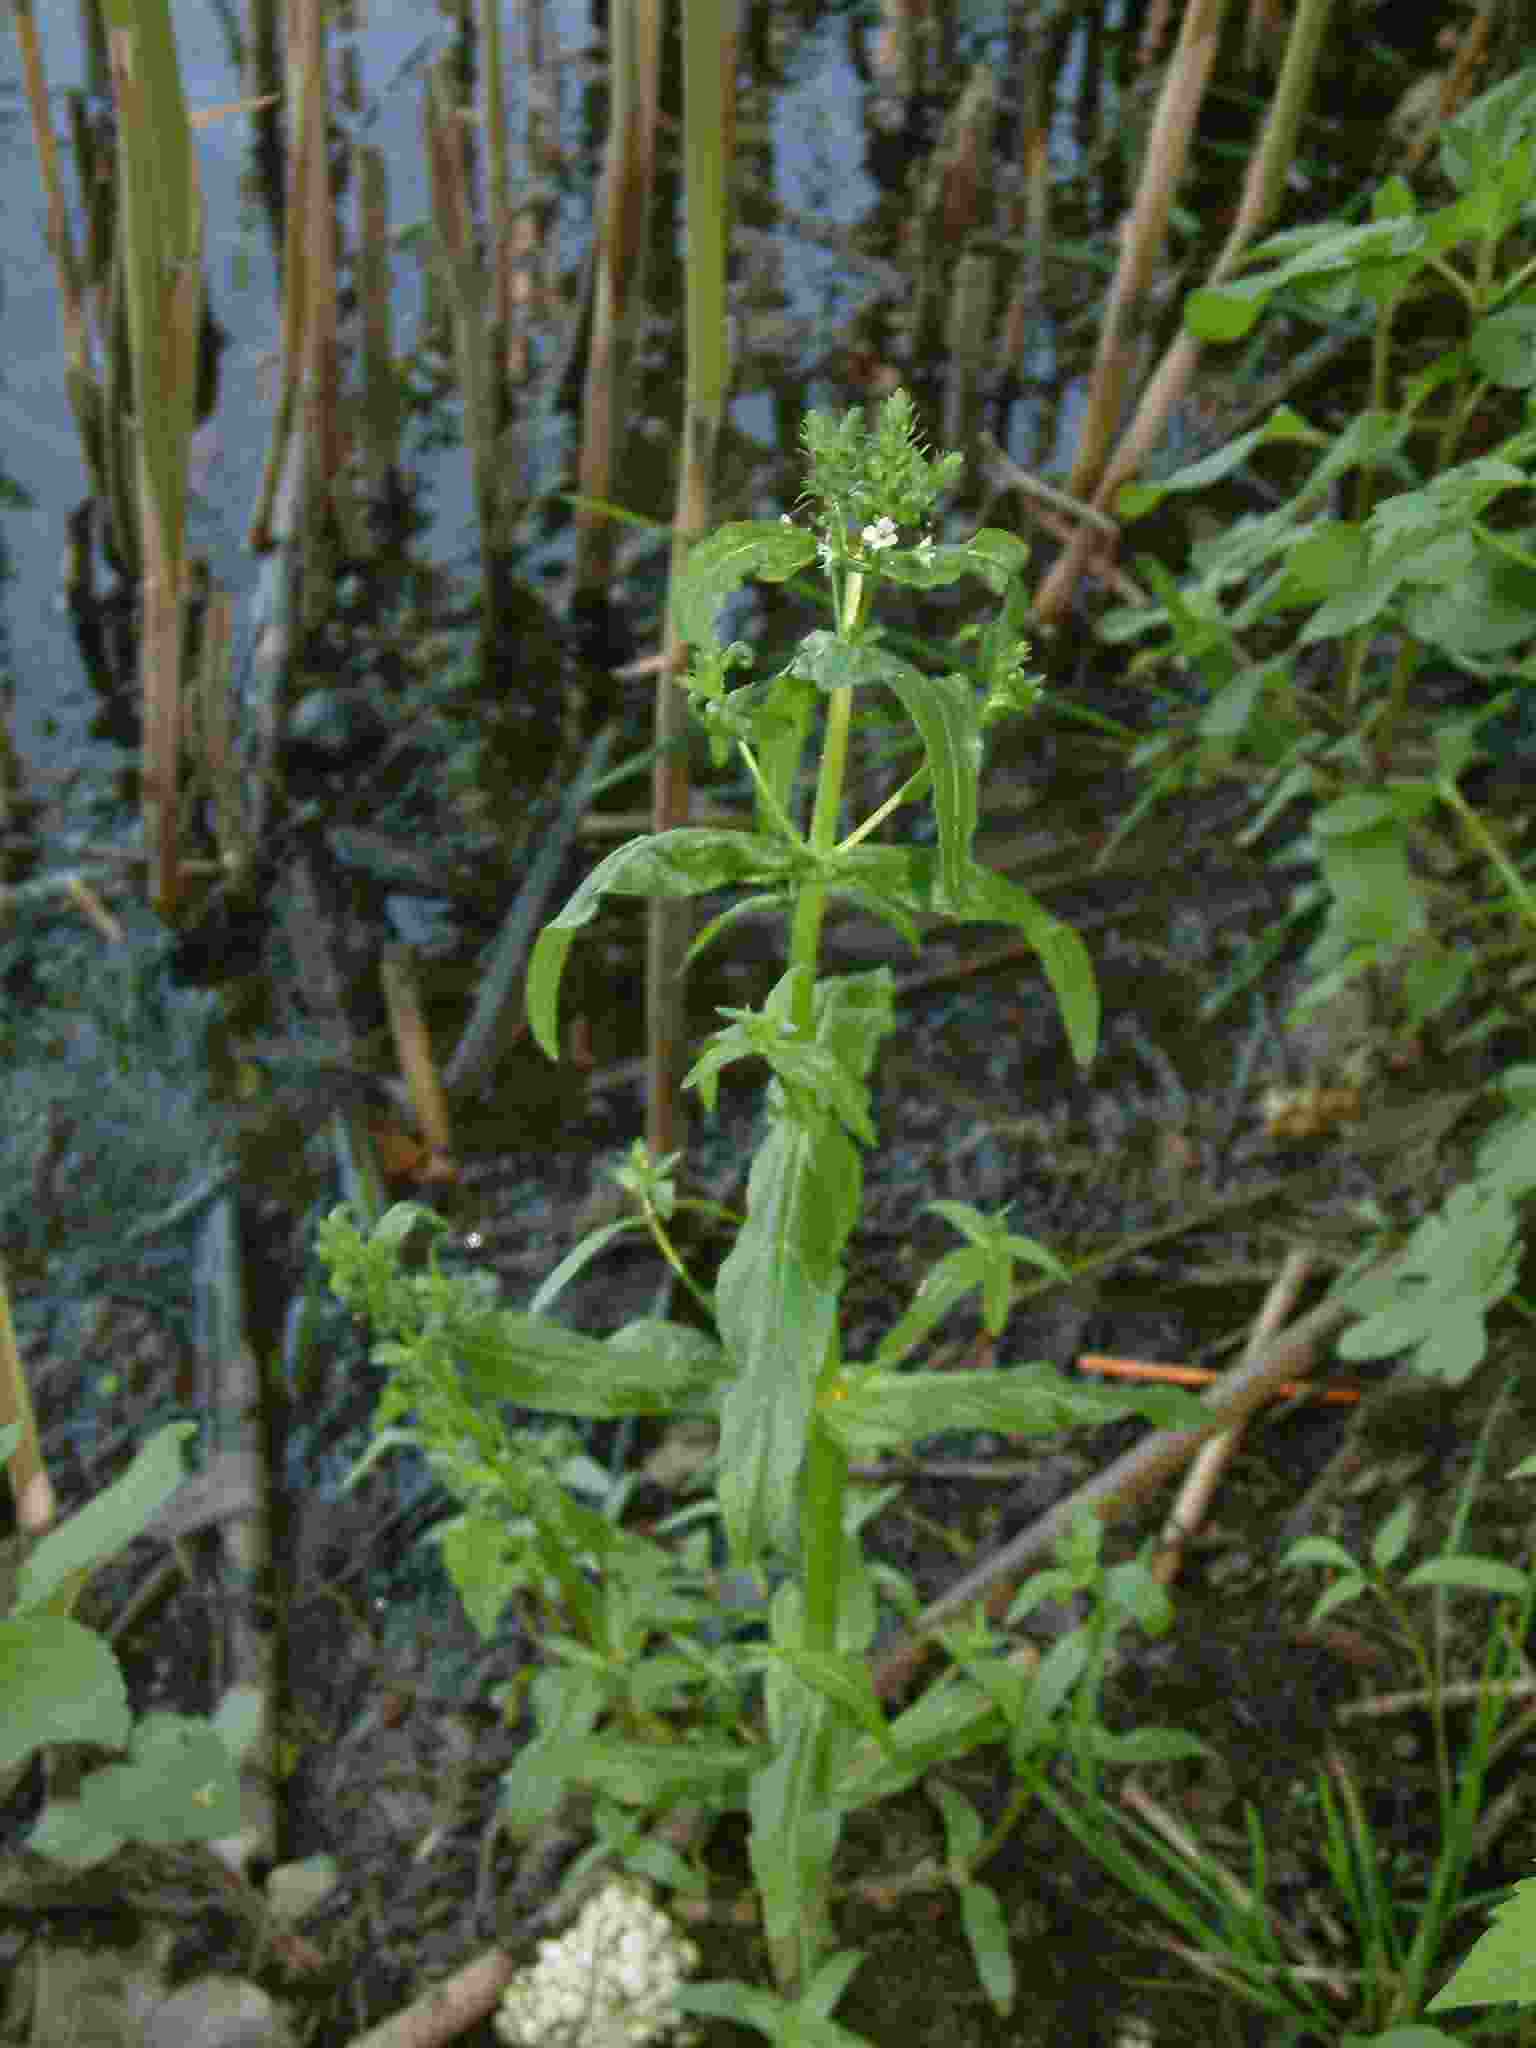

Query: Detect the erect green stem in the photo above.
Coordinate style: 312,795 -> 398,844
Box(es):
786,676 -> 857,1658
785,560 -> 871,1656
802,1388 -> 849,1653
787,683 -> 855,1035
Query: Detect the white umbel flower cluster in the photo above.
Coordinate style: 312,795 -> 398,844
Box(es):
496,1878 -> 700,2048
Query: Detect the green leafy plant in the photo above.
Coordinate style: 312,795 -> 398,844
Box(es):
1019,1386 -> 1536,2042
0,1419 -> 245,1865
322,389 -> 1217,2036
1101,67 -> 1536,1038
1330,1063 -> 1536,1385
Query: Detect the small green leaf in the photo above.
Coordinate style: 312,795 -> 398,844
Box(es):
527,829 -> 803,1058
527,1217 -> 643,1315
1371,1498 -> 1418,1573
0,1617 -> 131,1770
1470,306 -> 1536,388
929,1780 -> 985,1865
1185,278 -> 1272,343
1086,1725 -> 1209,1766
959,1882 -> 1015,2016
1309,1575 -> 1367,1624
1281,1535 -> 1359,1574
874,1247 -> 989,1367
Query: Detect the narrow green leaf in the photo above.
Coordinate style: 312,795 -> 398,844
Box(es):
18,1423 -> 195,1614
877,668 -> 981,902
946,866 -> 1100,1065
929,1780 -> 985,1865
821,1366 -> 1207,1459
1281,1535 -> 1361,1573
527,1218 -> 643,1314
1087,1726 -> 1209,1766
526,829 -> 801,1057
874,1249 -> 987,1367
1403,1557 -> 1530,1598
748,1696 -> 842,1957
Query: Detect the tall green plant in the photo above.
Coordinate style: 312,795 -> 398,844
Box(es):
324,391 -> 1217,2036
1102,67 -> 1536,1033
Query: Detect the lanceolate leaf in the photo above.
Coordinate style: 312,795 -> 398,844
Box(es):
452,1310 -> 730,1416
946,864 -> 1100,1067
714,972 -> 893,1564
527,828 -> 804,1058
878,668 -> 980,901
715,1111 -> 851,1562
748,1691 -> 842,1964
791,639 -> 981,899
820,1366 -> 1208,1460
796,845 -> 1099,1066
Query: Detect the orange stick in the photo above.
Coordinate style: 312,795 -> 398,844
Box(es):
1078,1354 -> 1359,1405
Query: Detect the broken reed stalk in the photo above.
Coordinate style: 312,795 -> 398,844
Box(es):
573,0 -> 661,609
647,0 -> 739,1163
0,1257 -> 55,1540
999,8 -> 1052,368
191,1192 -> 280,1873
96,0 -> 206,917
1036,0 -> 1338,623
12,2 -> 93,439
355,144 -> 404,518
286,0 -> 343,629
1152,1247 -> 1315,1585
1057,0 -> 1231,516
425,56 -> 518,617
504,0 -> 557,387
480,0 -> 513,359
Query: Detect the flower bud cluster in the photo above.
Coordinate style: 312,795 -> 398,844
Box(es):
496,1878 -> 700,2048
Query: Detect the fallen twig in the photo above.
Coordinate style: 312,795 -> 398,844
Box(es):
344,1945 -> 519,2048
1152,1247 -> 1315,1585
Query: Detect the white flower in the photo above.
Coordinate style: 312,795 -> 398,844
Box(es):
496,1878 -> 699,2048
861,516 -> 899,553
915,533 -> 936,565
